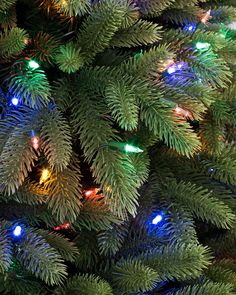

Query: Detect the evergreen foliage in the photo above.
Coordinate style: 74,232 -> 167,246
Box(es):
0,0 -> 236,294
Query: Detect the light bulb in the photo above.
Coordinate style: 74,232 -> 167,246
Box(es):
31,136 -> 40,150
13,225 -> 22,237
40,169 -> 50,184
28,60 -> 40,69
167,66 -> 176,74
11,97 -> 19,106
152,214 -> 163,225
124,144 -> 143,153
195,42 -> 210,50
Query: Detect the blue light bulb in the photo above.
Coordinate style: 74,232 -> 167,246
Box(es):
13,225 -> 22,237
184,24 -> 196,32
167,66 -> 176,74
11,97 -> 19,106
152,214 -> 163,225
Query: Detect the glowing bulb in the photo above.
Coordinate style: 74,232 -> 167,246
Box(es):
54,226 -> 61,231
28,60 -> 39,69
209,168 -> 214,173
174,106 -> 191,118
13,226 -> 22,237
184,24 -> 196,32
167,66 -> 176,74
201,9 -> 211,24
61,223 -> 70,229
175,107 -> 183,114
31,136 -> 40,150
124,144 -> 143,153
84,189 -> 99,197
11,97 -> 19,106
196,42 -> 210,50
40,169 -> 50,184
152,214 -> 163,225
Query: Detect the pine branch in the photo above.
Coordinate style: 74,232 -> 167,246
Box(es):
162,6 -> 202,26
54,274 -> 113,295
205,265 -> 236,289
112,259 -> 158,293
0,0 -> 16,12
16,231 -> 67,285
0,6 -> 16,29
120,44 -> 173,78
36,229 -> 80,262
54,0 -> 91,17
55,42 -> 84,73
129,152 -> 150,187
191,49 -> 232,88
75,194 -> 121,231
0,262 -> 47,295
73,231 -> 100,270
135,0 -> 175,17
97,223 -> 128,256
0,27 -> 28,57
32,32 -> 60,63
0,113 -> 38,195
8,67 -> 51,109
200,146 -> 236,186
44,156 -> 82,223
211,6 -> 236,24
0,222 -> 12,273
120,0 -> 139,29
167,280 -> 235,295
77,0 -> 126,63
160,178 -> 236,229
139,243 -> 212,281
72,92 -> 140,218
140,100 -> 200,157
110,20 -> 162,48
40,107 -> 72,172
105,79 -> 139,130
200,113 -> 224,155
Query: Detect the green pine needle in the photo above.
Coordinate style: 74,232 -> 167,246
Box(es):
55,42 -> 84,73
0,27 -> 28,57
110,20 -> 162,47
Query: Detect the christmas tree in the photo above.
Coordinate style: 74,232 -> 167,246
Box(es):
0,0 -> 236,294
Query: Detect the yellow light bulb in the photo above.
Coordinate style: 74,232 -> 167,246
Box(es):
40,169 -> 50,184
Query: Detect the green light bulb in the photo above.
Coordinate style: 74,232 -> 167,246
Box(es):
195,42 -> 210,50
28,60 -> 40,69
124,144 -> 143,153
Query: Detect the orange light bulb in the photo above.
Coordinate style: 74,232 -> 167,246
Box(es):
40,169 -> 50,184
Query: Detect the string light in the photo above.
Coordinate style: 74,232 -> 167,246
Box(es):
160,58 -> 175,72
201,9 -> 212,24
13,225 -> 22,237
40,169 -> 50,184
152,214 -> 163,225
61,223 -> 70,229
174,106 -> 191,118
31,136 -> 40,150
28,60 -> 40,69
184,24 -> 197,32
107,142 -> 144,153
166,62 -> 183,75
11,97 -> 19,106
84,188 -> 100,197
124,144 -> 143,153
195,42 -> 210,50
